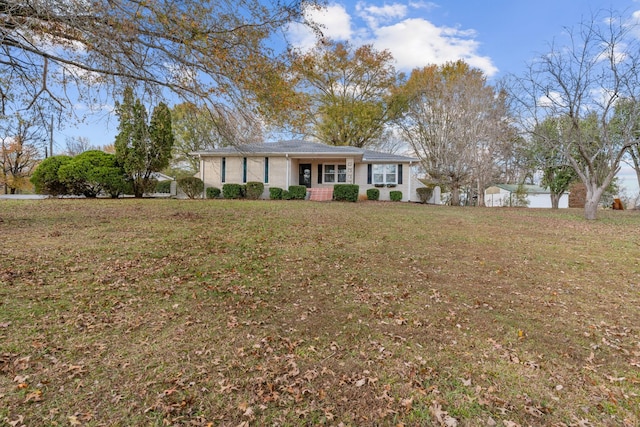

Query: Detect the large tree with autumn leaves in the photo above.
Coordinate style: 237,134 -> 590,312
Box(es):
286,40 -> 403,148
0,0 -> 309,123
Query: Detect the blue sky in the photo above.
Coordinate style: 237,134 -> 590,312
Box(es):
63,0 -> 640,195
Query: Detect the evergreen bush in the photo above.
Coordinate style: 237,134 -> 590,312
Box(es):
390,190 -> 403,202
206,187 -> 221,199
366,188 -> 380,201
245,181 -> 265,200
287,185 -> 307,200
269,187 -> 283,200
334,184 -> 359,202
416,187 -> 433,204
222,183 -> 243,199
178,177 -> 204,199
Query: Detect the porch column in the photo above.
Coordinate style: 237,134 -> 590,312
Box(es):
346,158 -> 354,184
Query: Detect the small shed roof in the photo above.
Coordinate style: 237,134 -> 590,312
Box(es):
490,184 -> 559,195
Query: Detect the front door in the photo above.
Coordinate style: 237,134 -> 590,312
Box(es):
299,163 -> 312,188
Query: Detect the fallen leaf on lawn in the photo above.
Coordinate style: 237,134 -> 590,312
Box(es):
7,415 -> 24,427
525,405 -> 543,417
0,322 -> 11,328
25,389 -> 42,402
68,415 -> 82,426
355,378 -> 366,387
503,421 -> 521,427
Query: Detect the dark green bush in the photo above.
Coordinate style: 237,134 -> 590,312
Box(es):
269,187 -> 283,200
156,180 -> 172,193
334,184 -> 359,202
287,185 -> 307,200
389,190 -> 403,202
178,177 -> 204,199
30,155 -> 73,196
416,187 -> 433,204
206,187 -> 221,199
245,181 -> 264,200
222,183 -> 243,199
366,188 -> 379,201
282,190 -> 291,200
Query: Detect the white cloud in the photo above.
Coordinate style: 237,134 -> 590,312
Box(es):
287,1 -> 498,77
371,18 -> 497,76
288,3 -> 354,50
356,2 -> 407,28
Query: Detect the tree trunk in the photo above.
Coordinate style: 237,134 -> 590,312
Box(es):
450,185 -> 461,206
550,193 -> 561,209
583,184 -> 604,220
476,179 -> 486,207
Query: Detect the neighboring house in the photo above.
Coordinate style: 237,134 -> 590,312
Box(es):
145,172 -> 177,197
191,140 -> 424,202
484,184 -> 569,208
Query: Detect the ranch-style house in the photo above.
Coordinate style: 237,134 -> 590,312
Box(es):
191,140 -> 425,202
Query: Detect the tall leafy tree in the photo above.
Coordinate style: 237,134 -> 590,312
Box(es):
115,88 -> 174,197
510,10 -> 640,219
397,60 -> 510,206
288,41 -> 402,148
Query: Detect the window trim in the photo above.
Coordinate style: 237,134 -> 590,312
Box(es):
321,163 -> 347,184
371,164 -> 398,185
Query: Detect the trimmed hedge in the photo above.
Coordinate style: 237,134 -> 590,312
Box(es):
366,188 -> 379,201
222,183 -> 243,199
269,187 -> 283,200
178,177 -> 204,199
416,187 -> 433,204
287,185 -> 307,200
245,181 -> 264,200
206,186 -> 221,199
334,184 -> 359,202
389,190 -> 403,202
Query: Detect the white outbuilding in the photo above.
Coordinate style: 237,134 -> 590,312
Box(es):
484,184 -> 569,208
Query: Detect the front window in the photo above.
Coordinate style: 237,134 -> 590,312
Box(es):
323,164 -> 346,183
373,164 -> 397,185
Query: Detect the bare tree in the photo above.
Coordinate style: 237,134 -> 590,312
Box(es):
510,10 -> 640,219
397,61 -> 510,206
64,136 -> 98,156
0,115 -> 43,194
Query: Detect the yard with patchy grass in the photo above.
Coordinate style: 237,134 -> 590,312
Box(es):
0,199 -> 639,426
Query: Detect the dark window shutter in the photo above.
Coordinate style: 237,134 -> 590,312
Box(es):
398,164 -> 403,185
318,164 -> 322,184
367,164 -> 372,184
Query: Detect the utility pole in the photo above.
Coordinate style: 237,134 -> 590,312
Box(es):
49,115 -> 53,157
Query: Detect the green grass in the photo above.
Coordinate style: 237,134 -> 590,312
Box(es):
1,199 -> 639,426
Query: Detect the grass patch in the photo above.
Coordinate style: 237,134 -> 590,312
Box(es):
1,199 -> 639,425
